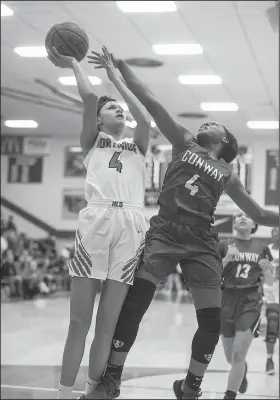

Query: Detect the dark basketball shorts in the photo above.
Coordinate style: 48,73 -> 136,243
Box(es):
137,211 -> 222,289
221,287 -> 263,338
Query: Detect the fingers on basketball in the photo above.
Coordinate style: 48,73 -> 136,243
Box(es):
45,22 -> 89,62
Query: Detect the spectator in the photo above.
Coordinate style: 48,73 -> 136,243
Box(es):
1,234 -> 8,256
1,249 -> 18,300
1,214 -> 73,300
6,215 -> 17,232
21,257 -> 40,299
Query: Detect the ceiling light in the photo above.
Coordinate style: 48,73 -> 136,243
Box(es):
153,44 -> 203,55
119,102 -> 129,112
150,121 -> 157,128
200,103 -> 238,111
116,1 -> 176,13
247,121 -> 279,130
1,4 -> 14,16
69,146 -> 83,152
14,46 -> 47,57
178,75 -> 222,85
4,120 -> 38,128
58,76 -> 101,85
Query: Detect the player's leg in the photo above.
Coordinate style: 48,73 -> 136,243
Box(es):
85,280 -> 130,394
173,225 -> 223,399
221,335 -> 234,363
265,305 -> 279,375
224,329 -> 253,399
224,296 -> 262,399
88,214 -> 183,399
173,286 -> 222,399
220,289 -> 237,365
58,207 -> 110,399
58,277 -> 100,399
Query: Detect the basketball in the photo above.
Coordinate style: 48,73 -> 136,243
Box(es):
45,22 -> 89,62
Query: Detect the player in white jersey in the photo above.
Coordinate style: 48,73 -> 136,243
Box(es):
263,227 -> 279,375
47,47 -> 150,400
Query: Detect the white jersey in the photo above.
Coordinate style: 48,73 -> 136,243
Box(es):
83,132 -> 145,207
263,244 -> 279,304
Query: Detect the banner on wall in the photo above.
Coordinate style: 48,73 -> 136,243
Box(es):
1,135 -> 24,155
145,145 -> 172,206
265,150 -> 279,206
1,135 -> 50,155
23,137 -> 50,155
7,155 -> 43,183
64,146 -> 86,177
62,189 -> 86,219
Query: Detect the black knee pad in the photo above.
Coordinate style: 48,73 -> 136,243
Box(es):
196,307 -> 221,334
266,310 -> 279,344
112,278 -> 156,352
192,307 -> 221,364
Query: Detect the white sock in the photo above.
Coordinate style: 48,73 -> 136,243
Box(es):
57,383 -> 73,399
85,377 -> 99,395
267,353 -> 273,359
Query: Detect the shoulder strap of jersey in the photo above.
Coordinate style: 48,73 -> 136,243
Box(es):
83,131 -> 103,169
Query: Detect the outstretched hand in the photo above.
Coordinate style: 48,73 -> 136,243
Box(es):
87,46 -> 120,80
47,47 -> 75,69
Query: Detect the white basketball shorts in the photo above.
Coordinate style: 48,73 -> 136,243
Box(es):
69,200 -> 146,285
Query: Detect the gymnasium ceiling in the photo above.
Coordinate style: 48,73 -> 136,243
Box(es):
1,1 -> 279,146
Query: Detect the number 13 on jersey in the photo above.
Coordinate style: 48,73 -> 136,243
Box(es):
185,174 -> 200,196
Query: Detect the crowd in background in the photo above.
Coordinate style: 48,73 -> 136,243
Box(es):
1,214 -> 73,302
1,214 -> 278,306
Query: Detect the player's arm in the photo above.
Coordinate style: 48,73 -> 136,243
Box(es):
219,241 -> 238,268
225,171 -> 279,227
47,48 -> 99,157
71,60 -> 99,156
114,75 -> 150,155
88,47 -> 194,147
89,47 -> 150,155
117,59 -> 194,147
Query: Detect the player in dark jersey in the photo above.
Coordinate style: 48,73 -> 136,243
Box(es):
85,47 -> 279,400
218,212 -> 274,399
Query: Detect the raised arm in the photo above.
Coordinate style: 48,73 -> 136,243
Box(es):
88,46 -> 150,155
118,59 -> 194,146
48,48 -> 99,157
88,48 -> 193,147
225,171 -> 279,227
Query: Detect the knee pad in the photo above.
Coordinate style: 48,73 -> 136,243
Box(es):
192,308 -> 221,364
266,310 -> 279,344
196,307 -> 221,335
112,278 -> 156,352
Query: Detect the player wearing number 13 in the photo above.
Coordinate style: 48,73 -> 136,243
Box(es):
218,212 -> 274,399
47,47 -> 150,399
85,48 -> 279,400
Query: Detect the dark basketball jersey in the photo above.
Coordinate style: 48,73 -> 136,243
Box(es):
158,138 -> 232,223
219,238 -> 271,289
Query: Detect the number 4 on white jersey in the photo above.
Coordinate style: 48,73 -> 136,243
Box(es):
185,174 -> 200,196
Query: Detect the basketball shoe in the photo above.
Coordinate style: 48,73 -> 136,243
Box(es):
173,379 -> 202,399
